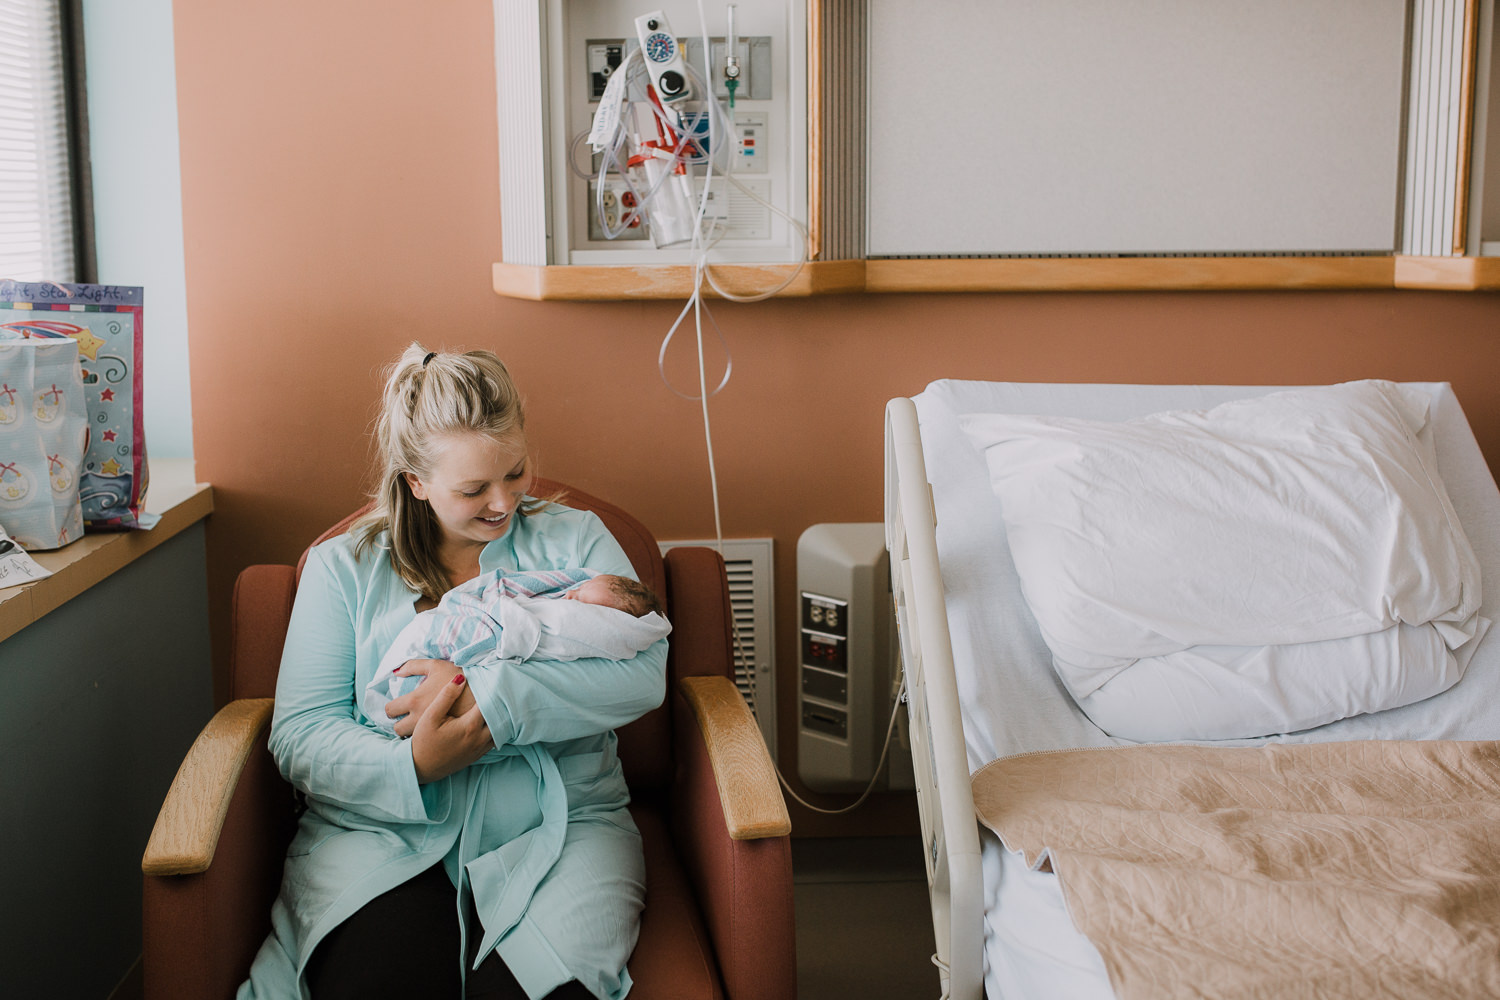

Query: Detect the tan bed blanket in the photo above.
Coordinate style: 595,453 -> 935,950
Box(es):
971,741 -> 1500,1000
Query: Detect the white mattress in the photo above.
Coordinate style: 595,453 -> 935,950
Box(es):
912,380 -> 1500,1000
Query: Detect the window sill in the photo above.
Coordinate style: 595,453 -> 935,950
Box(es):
0,458 -> 213,644
492,255 -> 1500,299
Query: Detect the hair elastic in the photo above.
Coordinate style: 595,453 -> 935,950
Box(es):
422,352 -> 436,367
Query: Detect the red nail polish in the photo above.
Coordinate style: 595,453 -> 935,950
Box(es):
452,674 -> 465,685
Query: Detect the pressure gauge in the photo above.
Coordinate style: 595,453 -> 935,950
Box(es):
634,11 -> 692,104
643,32 -> 676,64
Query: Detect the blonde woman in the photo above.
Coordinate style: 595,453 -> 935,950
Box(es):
239,345 -> 666,1000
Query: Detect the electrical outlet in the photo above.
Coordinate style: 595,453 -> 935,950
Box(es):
587,179 -> 648,242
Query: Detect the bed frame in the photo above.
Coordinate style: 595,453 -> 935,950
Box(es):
884,397 -> 984,1000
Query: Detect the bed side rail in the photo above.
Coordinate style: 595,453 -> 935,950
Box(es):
885,397 -> 984,1000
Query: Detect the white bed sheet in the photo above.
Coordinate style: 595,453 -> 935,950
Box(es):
913,380 -> 1500,1000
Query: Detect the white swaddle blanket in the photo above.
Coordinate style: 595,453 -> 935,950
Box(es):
363,571 -> 671,730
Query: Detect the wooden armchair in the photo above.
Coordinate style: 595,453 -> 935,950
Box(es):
141,479 -> 795,999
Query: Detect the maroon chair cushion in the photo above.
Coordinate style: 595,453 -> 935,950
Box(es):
230,564 -> 296,701
626,805 -> 726,1000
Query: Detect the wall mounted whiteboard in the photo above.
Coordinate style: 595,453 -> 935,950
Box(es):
866,0 -> 1410,257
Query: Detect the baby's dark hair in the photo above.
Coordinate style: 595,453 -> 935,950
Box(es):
601,574 -> 667,619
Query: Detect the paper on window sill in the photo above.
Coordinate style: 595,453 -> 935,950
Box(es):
0,528 -> 53,586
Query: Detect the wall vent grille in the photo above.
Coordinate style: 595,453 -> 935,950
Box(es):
659,538 -> 777,755
817,0 -> 866,260
494,0 -> 551,265
1402,0 -> 1475,255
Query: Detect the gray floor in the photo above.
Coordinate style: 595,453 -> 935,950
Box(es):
794,837 -> 939,1000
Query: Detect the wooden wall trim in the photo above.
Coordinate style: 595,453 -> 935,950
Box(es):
1454,0 -> 1483,254
863,256 -> 1396,293
493,254 -> 1500,299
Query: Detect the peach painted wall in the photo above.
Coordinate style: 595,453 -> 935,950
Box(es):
174,1 -> 1500,835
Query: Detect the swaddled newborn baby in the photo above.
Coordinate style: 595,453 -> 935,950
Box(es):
363,567 -> 670,731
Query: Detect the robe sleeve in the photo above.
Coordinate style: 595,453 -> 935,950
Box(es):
268,542 -> 450,824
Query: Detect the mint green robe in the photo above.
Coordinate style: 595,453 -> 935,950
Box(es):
237,503 -> 667,1000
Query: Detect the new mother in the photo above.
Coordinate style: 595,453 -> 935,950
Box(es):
239,344 -> 666,1000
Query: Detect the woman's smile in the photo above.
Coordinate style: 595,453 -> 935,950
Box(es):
404,430 -> 534,550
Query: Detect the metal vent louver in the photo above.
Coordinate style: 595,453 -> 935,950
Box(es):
660,538 -> 777,755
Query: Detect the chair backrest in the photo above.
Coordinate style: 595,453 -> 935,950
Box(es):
284,478 -> 673,795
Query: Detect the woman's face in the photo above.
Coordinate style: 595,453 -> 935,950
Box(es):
405,430 -> 533,549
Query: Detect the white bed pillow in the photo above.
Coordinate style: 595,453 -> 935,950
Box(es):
959,380 -> 1485,740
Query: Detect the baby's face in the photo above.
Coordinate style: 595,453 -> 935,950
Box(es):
565,576 -> 624,610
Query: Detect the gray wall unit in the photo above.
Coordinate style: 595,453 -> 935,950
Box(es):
0,527 -> 213,999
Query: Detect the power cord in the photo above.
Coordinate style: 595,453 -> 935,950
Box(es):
931,952 -> 953,1000
775,675 -> 907,815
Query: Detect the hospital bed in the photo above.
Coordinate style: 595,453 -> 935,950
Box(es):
884,380 -> 1500,1000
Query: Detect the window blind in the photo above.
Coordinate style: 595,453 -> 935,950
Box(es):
0,0 -> 76,281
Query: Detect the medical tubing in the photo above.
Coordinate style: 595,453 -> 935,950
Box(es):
671,66 -> 812,302
693,261 -> 726,546
679,63 -> 809,301
568,130 -> 598,180
595,27 -> 808,293
695,0 -> 719,182
592,53 -> 686,240
775,675 -> 908,816
596,138 -> 637,240
593,77 -> 640,240
684,18 -> 718,256
650,5 -> 825,792
931,953 -> 953,1000
703,176 -> 810,302
598,127 -> 680,241
657,0 -> 732,405
674,0 -> 737,721
622,105 -> 701,241
657,294 -> 732,401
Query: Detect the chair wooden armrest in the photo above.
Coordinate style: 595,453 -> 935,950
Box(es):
679,675 -> 791,839
143,698 -> 276,876
671,673 -> 797,1000
142,696 -> 295,1000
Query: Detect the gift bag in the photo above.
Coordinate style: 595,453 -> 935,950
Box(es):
0,334 -> 87,549
0,281 -> 152,530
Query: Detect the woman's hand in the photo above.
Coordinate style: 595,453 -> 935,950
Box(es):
406,673 -> 493,784
387,659 -> 474,737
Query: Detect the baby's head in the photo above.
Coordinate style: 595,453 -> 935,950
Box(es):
566,573 -> 666,619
